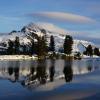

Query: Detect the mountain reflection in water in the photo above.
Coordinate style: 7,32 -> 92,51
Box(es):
0,59 -> 99,90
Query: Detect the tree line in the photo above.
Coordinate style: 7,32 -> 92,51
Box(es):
3,32 -> 100,58
7,59 -> 73,84
6,34 -> 74,57
83,45 -> 100,56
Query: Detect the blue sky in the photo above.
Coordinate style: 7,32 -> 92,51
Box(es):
0,0 -> 100,41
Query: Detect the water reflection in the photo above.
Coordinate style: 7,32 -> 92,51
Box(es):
7,61 -> 20,82
36,60 -> 47,84
0,59 -> 99,90
49,60 -> 55,82
86,60 -> 93,72
63,60 -> 73,82
8,67 -> 13,76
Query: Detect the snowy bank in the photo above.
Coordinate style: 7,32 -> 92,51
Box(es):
82,55 -> 100,59
0,55 -> 38,61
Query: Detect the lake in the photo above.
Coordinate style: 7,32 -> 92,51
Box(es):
0,59 -> 100,100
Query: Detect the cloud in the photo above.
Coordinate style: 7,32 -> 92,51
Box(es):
35,22 -> 82,36
30,12 -> 96,24
36,22 -> 69,34
35,22 -> 100,39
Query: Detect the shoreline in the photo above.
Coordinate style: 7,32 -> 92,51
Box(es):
0,55 -> 99,61
0,55 -> 38,61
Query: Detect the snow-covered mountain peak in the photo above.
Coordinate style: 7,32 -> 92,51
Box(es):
0,22 -> 97,53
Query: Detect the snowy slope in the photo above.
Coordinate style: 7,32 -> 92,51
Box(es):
0,23 -> 95,53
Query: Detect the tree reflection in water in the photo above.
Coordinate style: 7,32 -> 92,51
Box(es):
8,67 -> 13,76
49,60 -> 55,82
36,60 -> 47,84
7,59 -> 73,88
86,60 -> 93,72
22,60 -> 48,86
63,60 -> 73,82
8,61 -> 20,82
14,68 -> 19,82
3,59 -> 99,90
30,66 -> 35,75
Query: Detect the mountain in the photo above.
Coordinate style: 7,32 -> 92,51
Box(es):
0,23 -> 96,53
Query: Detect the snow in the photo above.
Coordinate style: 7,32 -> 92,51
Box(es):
82,55 -> 100,59
0,55 -> 37,61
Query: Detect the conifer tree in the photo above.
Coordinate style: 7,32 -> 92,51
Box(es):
30,39 -> 35,55
14,36 -> 20,54
94,47 -> 100,56
86,45 -> 93,56
49,35 -> 55,52
8,39 -> 14,55
63,35 -> 73,55
37,36 -> 48,59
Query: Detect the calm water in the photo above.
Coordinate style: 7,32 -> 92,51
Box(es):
0,59 -> 100,100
